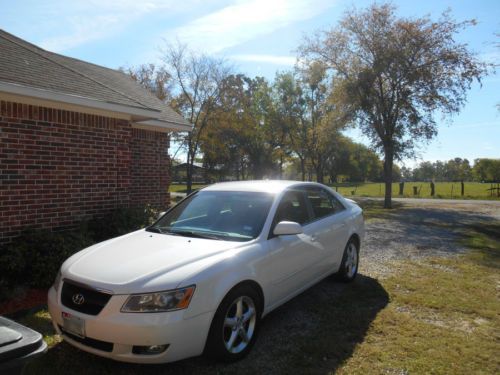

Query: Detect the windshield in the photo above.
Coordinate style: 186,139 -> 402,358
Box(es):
148,191 -> 275,242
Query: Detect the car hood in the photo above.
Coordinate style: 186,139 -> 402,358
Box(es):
62,229 -> 244,294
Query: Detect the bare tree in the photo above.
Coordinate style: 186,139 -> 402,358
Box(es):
161,43 -> 232,193
123,64 -> 173,102
299,3 -> 488,208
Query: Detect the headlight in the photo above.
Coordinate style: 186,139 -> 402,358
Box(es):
53,271 -> 62,292
121,286 -> 195,313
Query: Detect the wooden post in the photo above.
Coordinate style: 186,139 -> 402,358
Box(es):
399,182 -> 404,195
430,182 -> 435,197
451,184 -> 454,198
461,181 -> 464,196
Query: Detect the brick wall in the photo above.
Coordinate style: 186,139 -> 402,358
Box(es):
130,128 -> 170,207
0,100 -> 170,244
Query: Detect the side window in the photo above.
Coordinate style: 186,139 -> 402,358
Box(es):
305,188 -> 344,220
273,190 -> 310,226
329,192 -> 346,213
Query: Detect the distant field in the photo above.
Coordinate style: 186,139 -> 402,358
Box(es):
331,182 -> 500,200
170,181 -> 499,199
169,183 -> 207,193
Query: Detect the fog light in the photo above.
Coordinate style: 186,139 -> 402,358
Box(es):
132,344 -> 169,355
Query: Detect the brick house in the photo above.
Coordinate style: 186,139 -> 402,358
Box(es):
0,30 -> 191,244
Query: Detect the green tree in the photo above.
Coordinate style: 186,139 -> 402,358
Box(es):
444,158 -> 472,181
200,75 -> 275,180
473,158 -> 500,182
412,161 -> 435,181
300,3 -> 488,207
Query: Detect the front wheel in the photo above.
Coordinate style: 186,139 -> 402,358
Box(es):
205,285 -> 261,362
335,238 -> 359,282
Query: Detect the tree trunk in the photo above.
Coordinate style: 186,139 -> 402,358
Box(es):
186,136 -> 193,194
300,158 -> 306,181
279,155 -> 284,179
186,160 -> 193,194
316,163 -> 324,183
241,159 -> 246,180
383,148 -> 393,209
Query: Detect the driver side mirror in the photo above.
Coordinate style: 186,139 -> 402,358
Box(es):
273,221 -> 303,236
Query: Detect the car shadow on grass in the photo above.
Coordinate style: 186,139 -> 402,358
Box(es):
24,275 -> 388,375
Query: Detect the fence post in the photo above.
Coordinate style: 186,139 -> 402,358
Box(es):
461,181 -> 464,196
399,182 -> 404,195
430,182 -> 435,197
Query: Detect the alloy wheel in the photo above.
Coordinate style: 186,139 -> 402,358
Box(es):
222,296 -> 257,354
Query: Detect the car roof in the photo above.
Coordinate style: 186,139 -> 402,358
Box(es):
201,180 -> 325,194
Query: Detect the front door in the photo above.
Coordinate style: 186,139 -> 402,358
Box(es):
264,189 -> 325,306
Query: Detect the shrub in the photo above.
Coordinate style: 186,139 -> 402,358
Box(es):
0,229 -> 94,289
86,205 -> 158,242
0,205 -> 158,291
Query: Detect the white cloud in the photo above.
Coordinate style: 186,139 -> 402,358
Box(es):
37,0 -> 199,52
231,54 -> 296,65
40,14 -> 123,52
33,0 -> 337,56
170,0 -> 336,53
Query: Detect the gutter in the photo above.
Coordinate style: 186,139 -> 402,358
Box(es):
0,81 -> 161,119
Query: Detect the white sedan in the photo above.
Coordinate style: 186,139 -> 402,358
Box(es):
48,180 -> 364,364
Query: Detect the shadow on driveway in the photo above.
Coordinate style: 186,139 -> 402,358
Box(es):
360,199 -> 499,261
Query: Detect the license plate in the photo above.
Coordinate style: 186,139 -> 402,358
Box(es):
62,312 -> 86,338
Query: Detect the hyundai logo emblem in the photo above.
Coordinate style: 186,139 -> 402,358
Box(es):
72,293 -> 85,305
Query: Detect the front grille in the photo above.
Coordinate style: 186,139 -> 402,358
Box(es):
59,326 -> 113,352
61,280 -> 112,315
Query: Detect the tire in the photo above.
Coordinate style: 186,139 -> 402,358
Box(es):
335,237 -> 359,282
205,285 -> 262,362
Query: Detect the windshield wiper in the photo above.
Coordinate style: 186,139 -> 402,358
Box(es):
146,227 -> 166,234
169,229 -> 222,240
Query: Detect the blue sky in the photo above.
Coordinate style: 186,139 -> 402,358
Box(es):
1,0 -> 498,167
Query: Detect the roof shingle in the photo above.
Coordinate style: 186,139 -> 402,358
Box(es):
0,29 -> 190,128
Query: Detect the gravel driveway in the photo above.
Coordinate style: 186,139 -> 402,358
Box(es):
28,199 -> 500,375
359,198 -> 500,278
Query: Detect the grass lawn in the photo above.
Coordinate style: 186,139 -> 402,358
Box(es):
169,181 -> 499,199
336,247 -> 500,374
17,207 -> 500,374
332,181 -> 499,200
169,183 -> 207,193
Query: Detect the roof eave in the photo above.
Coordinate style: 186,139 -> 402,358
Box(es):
0,81 -> 160,119
133,119 -> 193,133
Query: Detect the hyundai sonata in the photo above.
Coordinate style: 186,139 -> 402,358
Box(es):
48,180 -> 364,363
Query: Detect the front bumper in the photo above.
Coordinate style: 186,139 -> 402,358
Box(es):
47,286 -> 213,364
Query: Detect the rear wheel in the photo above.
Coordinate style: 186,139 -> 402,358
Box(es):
205,285 -> 261,362
335,238 -> 359,282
